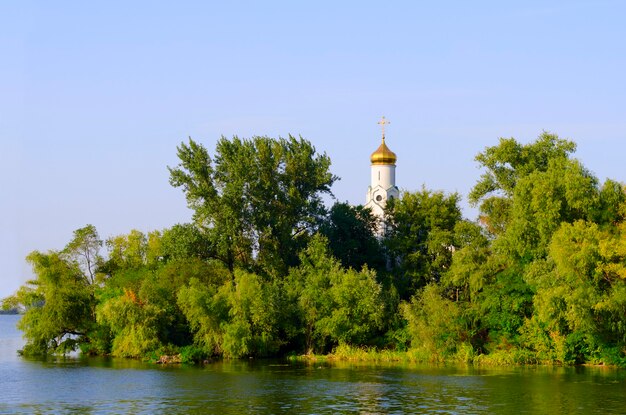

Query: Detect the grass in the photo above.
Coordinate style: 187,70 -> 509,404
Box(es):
286,343 -> 626,367
288,344 -> 447,365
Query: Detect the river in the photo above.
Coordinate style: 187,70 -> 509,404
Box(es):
1,315 -> 625,414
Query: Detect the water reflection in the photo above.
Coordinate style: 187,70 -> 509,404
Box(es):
2,315 -> 626,414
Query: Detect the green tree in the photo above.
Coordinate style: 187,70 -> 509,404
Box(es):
470,132 -> 576,235
444,221 -> 534,354
474,267 -> 534,352
177,269 -> 282,358
385,188 -> 462,298
221,270 -> 282,357
469,132 -> 621,260
168,136 -> 337,276
401,284 -> 465,361
160,223 -> 213,262
287,235 -> 384,353
14,225 -> 103,355
524,220 -> 626,363
143,258 -> 229,347
465,132 -> 626,363
62,224 -> 103,285
97,227 -> 230,355
595,179 -> 626,226
502,158 -> 599,260
96,287 -> 163,358
445,221 -> 494,300
106,229 -> 149,271
319,202 -> 385,271
176,277 -> 229,357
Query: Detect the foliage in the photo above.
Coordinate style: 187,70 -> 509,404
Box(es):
176,277 -> 228,357
469,132 -> 576,235
501,158 -> 599,261
15,225 -> 102,355
8,132 -> 626,367
221,270 -> 283,357
106,229 -> 150,271
62,224 -> 103,284
160,223 -> 213,262
385,188 -> 462,298
402,284 -> 465,361
168,135 -> 337,276
96,288 -> 163,358
319,202 -> 385,272
177,269 -> 282,358
521,220 -> 626,363
287,235 -> 385,353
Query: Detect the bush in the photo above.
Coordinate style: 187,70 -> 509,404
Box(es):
402,284 -> 465,360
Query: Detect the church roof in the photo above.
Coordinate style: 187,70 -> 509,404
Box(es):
370,137 -> 397,165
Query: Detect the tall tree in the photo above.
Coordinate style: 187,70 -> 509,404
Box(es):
468,132 -> 621,260
168,136 -> 337,276
385,188 -> 462,299
466,133 -> 626,363
160,223 -> 213,262
319,202 -> 385,272
503,157 -> 599,260
14,225 -> 103,355
62,224 -> 103,285
469,132 -> 576,235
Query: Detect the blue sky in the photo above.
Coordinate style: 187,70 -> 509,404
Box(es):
2,1 -> 625,298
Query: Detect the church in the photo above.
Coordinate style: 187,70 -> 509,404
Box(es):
365,116 -> 399,236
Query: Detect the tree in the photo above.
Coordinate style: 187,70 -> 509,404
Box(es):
96,226 -> 231,356
168,136 -> 337,276
595,179 -> 626,226
105,229 -> 149,271
523,219 -> 626,363
62,224 -> 103,285
221,270 -> 283,357
14,225 -> 103,355
385,188 -> 462,299
160,223 -> 213,262
319,202 -> 385,271
442,220 -> 535,354
445,220 -> 494,300
176,277 -> 229,357
468,133 -> 619,260
287,235 -> 384,353
177,269 -> 282,358
502,157 -> 599,260
469,132 -> 576,235
96,287 -> 163,358
401,284 -> 465,361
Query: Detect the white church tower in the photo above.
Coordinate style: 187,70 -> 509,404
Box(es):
365,116 -> 399,235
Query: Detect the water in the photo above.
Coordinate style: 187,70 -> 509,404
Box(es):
1,315 -> 626,414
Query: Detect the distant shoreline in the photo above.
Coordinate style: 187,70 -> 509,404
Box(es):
0,309 -> 19,315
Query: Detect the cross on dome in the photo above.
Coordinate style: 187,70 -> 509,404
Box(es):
370,116 -> 397,165
377,116 -> 390,139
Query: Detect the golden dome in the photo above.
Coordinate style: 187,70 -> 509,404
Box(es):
370,137 -> 397,165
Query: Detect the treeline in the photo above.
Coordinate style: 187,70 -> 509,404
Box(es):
0,309 -> 19,315
4,133 -> 626,366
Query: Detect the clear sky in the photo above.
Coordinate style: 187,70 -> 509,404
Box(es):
1,1 -> 625,299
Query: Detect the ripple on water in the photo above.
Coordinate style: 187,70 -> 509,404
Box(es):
2,316 -> 626,415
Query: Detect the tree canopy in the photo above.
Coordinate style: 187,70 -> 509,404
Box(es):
168,135 -> 337,276
5,132 -> 626,367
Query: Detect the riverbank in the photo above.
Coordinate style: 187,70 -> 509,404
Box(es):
287,344 -> 626,368
3,320 -> 626,415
